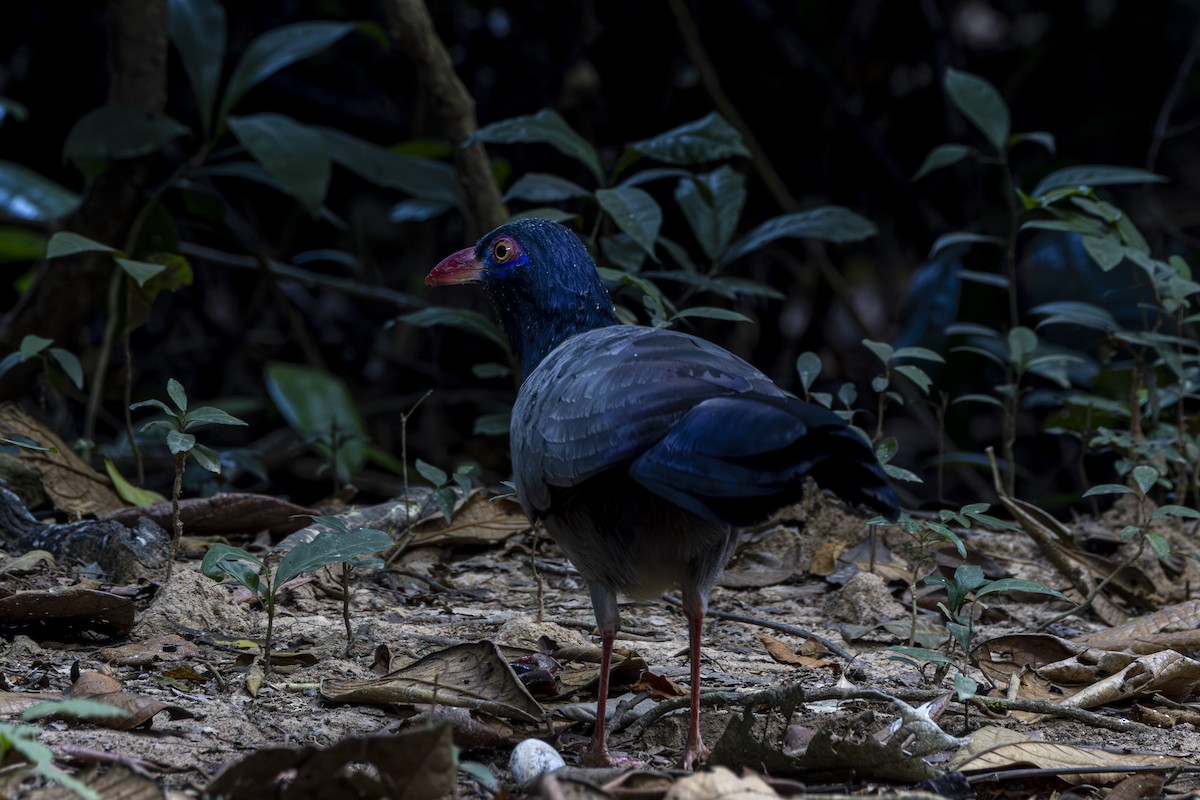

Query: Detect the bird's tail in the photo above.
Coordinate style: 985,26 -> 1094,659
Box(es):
629,394 -> 900,527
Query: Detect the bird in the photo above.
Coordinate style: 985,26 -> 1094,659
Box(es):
426,218 -> 900,769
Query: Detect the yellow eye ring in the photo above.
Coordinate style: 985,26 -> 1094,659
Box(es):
492,238 -> 515,263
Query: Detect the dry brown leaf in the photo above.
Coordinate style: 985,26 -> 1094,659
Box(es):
973,633 -> 1081,687
408,492 -> 530,547
96,634 -> 200,666
321,640 -> 544,723
754,634 -> 833,669
1073,599 -> 1200,654
207,724 -> 456,800
67,671 -> 195,729
0,549 -> 55,575
663,766 -> 778,800
949,725 -> 1189,786
0,690 -> 64,716
632,669 -> 686,700
25,764 -> 164,800
0,402 -> 125,516
808,540 -> 845,577
1058,648 -> 1200,708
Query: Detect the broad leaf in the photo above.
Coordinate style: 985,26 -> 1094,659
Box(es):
48,348 -> 83,389
1010,131 -> 1055,152
19,335 -> 52,361
1132,465 -> 1158,496
503,172 -> 590,204
218,21 -> 356,124
167,378 -> 188,412
1082,483 -> 1134,497
398,307 -> 511,356
0,162 -> 81,221
722,206 -> 876,265
318,127 -> 463,206
115,258 -> 167,288
1030,300 -> 1119,333
1031,165 -> 1167,199
185,406 -> 249,429
895,364 -> 933,395
630,112 -> 749,165
0,97 -> 29,126
944,68 -> 1010,153
169,0 -> 226,135
167,429 -> 196,454
63,103 -> 189,163
264,361 -> 367,481
201,543 -> 264,597
595,186 -> 662,258
670,306 -> 752,324
929,231 -> 1004,257
975,579 -> 1068,600
1081,234 -> 1124,271
468,109 -> 602,182
45,231 -> 115,259
104,459 -> 166,507
796,352 -> 822,391
913,143 -> 974,181
229,113 -> 331,215
189,442 -> 222,473
675,165 -> 745,260
415,458 -> 448,486
0,226 -> 48,262
276,528 -> 393,588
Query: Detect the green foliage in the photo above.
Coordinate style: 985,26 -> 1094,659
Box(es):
132,378 -> 247,474
0,700 -> 132,800
0,334 -> 84,390
415,459 -> 478,522
264,362 -> 366,486
201,521 -> 391,668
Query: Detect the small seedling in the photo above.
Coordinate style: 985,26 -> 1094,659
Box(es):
131,378 -> 247,583
0,334 -> 84,393
201,522 -> 391,672
415,459 -> 478,522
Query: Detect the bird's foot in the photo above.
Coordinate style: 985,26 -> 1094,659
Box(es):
580,739 -> 644,768
680,734 -> 710,771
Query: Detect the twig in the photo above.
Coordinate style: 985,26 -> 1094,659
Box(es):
965,696 -> 1158,735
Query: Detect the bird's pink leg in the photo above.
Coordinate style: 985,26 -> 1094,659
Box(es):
582,584 -> 619,767
681,589 -> 711,770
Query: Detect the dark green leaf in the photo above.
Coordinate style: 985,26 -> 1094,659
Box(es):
796,352 -> 822,391
509,207 -> 577,224
48,348 -> 83,389
166,429 -> 196,454
0,161 -> 81,221
595,186 -> 661,258
389,198 -> 453,223
502,172 -> 590,204
398,307 -> 512,356
1146,532 -> 1172,560
1151,505 -> 1200,521
276,528 -> 392,587
674,165 -> 745,260
167,378 -> 188,412
19,335 -> 52,361
168,0 -> 226,135
1030,301 -> 1120,333
472,411 -> 511,437
951,393 -> 1004,408
201,543 -> 264,597
22,698 -> 131,722
219,21 -> 356,124
893,346 -> 945,364
670,306 -> 752,324
616,167 -> 693,188
944,68 -> 1010,152
1131,465 -> 1158,495
264,361 -> 366,480
45,231 -> 115,259
975,578 -> 1069,601
882,463 -> 923,483
954,673 -> 978,701
952,563 -> 986,592
630,112 -> 749,165
471,362 -> 511,380
0,226 -> 48,263
929,231 -> 1004,257
228,113 -> 331,216
1082,483 -> 1134,497
1010,131 -> 1055,152
130,398 -> 174,416
722,206 -> 876,265
189,443 -> 221,473
887,645 -> 953,666
895,364 -> 933,395
1007,326 -> 1036,366
318,128 -> 463,206
1031,165 -> 1167,199
115,258 -> 167,288
185,405 -> 249,429
1081,235 -> 1124,271
862,339 -> 894,364
913,143 -> 974,181
415,458 -> 448,487
433,486 -> 458,521
63,103 -> 190,163
468,109 -> 602,182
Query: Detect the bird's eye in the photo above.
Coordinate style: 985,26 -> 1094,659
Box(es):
492,238 -> 515,263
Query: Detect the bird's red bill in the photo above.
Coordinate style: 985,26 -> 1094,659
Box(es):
426,247 -> 482,286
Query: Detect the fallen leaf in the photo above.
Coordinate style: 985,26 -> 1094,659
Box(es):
408,492 -> 530,547
68,671 -> 195,729
664,765 -> 778,799
632,670 -> 686,700
755,634 -> 834,669
96,634 -> 200,666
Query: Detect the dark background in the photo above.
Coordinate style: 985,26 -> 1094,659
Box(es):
2,0 -> 1197,509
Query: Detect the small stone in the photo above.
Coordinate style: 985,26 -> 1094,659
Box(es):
509,738 -> 565,788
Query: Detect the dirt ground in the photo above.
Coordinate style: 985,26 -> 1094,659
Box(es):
2,492 -> 1200,799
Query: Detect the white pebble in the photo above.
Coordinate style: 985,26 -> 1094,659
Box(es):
509,739 -> 565,787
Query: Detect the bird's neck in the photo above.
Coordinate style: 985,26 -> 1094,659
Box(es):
486,282 -> 619,379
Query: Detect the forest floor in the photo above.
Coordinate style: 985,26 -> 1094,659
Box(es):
2,489 -> 1200,799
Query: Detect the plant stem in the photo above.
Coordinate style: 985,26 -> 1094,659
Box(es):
341,562 -> 352,654
166,451 -> 186,584
264,591 -> 275,675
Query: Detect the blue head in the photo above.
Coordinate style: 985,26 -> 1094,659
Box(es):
427,219 -> 619,378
